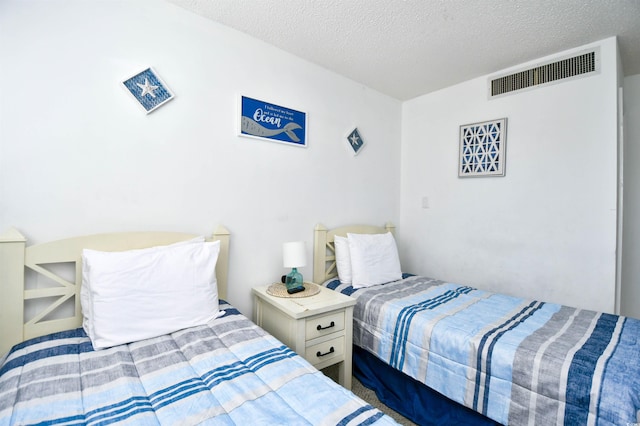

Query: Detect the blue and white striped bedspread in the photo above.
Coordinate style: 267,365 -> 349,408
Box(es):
326,275 -> 640,425
0,303 -> 396,426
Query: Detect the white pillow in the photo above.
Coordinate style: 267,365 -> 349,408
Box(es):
81,238 -> 221,349
348,232 -> 402,288
334,235 -> 352,284
80,236 -> 205,342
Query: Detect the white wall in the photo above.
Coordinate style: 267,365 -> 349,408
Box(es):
622,73 -> 640,319
2,2 -> 632,319
0,1 -> 401,316
399,39 -> 620,313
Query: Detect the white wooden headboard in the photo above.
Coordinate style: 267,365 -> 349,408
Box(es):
0,226 -> 230,355
313,222 -> 395,284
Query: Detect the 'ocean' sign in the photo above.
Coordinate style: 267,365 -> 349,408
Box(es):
239,96 -> 307,147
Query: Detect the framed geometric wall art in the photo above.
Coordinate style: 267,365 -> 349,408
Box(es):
239,96 -> 307,147
458,118 -> 507,177
346,127 -> 365,155
122,67 -> 174,114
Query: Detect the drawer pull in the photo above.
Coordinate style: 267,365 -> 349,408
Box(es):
316,347 -> 335,357
316,321 -> 335,331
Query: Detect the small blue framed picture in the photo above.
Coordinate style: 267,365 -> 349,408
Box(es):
239,96 -> 306,147
458,118 -> 507,177
122,67 -> 174,114
347,127 -> 365,155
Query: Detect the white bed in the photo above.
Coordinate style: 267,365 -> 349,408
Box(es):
313,222 -> 640,426
0,226 -> 397,425
0,226 -> 231,355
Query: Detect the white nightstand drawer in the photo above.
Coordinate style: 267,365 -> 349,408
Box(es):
305,336 -> 345,366
305,311 -> 345,340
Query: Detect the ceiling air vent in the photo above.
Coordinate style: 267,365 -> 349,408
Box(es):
490,48 -> 599,97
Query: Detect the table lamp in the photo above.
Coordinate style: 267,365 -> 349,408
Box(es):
283,241 -> 306,294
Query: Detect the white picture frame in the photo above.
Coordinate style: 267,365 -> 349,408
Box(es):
238,95 -> 307,147
121,67 -> 174,114
346,127 -> 365,155
458,118 -> 507,177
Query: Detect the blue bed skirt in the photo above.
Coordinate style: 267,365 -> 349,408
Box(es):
353,346 -> 500,426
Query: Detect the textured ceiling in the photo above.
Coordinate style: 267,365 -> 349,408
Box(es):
168,0 -> 640,100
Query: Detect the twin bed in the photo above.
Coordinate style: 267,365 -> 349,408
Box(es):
0,226 -> 396,425
2,222 -> 638,426
313,223 -> 640,426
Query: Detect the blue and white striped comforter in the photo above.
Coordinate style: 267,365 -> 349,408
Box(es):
0,303 -> 396,426
326,275 -> 640,425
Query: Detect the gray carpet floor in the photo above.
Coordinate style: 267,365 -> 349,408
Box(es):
321,365 -> 418,426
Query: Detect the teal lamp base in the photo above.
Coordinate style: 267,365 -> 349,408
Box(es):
285,267 -> 305,294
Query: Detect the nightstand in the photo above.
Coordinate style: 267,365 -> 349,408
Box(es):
252,283 -> 356,389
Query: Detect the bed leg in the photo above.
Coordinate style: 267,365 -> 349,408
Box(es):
340,305 -> 354,390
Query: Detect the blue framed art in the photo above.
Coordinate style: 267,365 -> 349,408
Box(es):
122,67 -> 174,114
347,127 -> 365,155
239,96 -> 306,147
458,118 -> 507,177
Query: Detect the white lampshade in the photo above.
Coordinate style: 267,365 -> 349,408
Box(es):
283,241 -> 306,268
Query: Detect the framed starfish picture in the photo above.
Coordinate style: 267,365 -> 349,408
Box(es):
122,67 -> 174,114
346,127 -> 365,155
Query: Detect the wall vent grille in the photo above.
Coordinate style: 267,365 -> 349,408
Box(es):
490,50 -> 598,97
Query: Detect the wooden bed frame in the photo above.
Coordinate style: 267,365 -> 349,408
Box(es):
0,226 -> 230,355
313,222 -> 395,284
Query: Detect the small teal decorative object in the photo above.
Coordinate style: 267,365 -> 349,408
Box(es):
283,241 -> 306,294
285,268 -> 305,294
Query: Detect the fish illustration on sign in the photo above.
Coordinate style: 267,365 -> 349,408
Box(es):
241,116 -> 302,142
